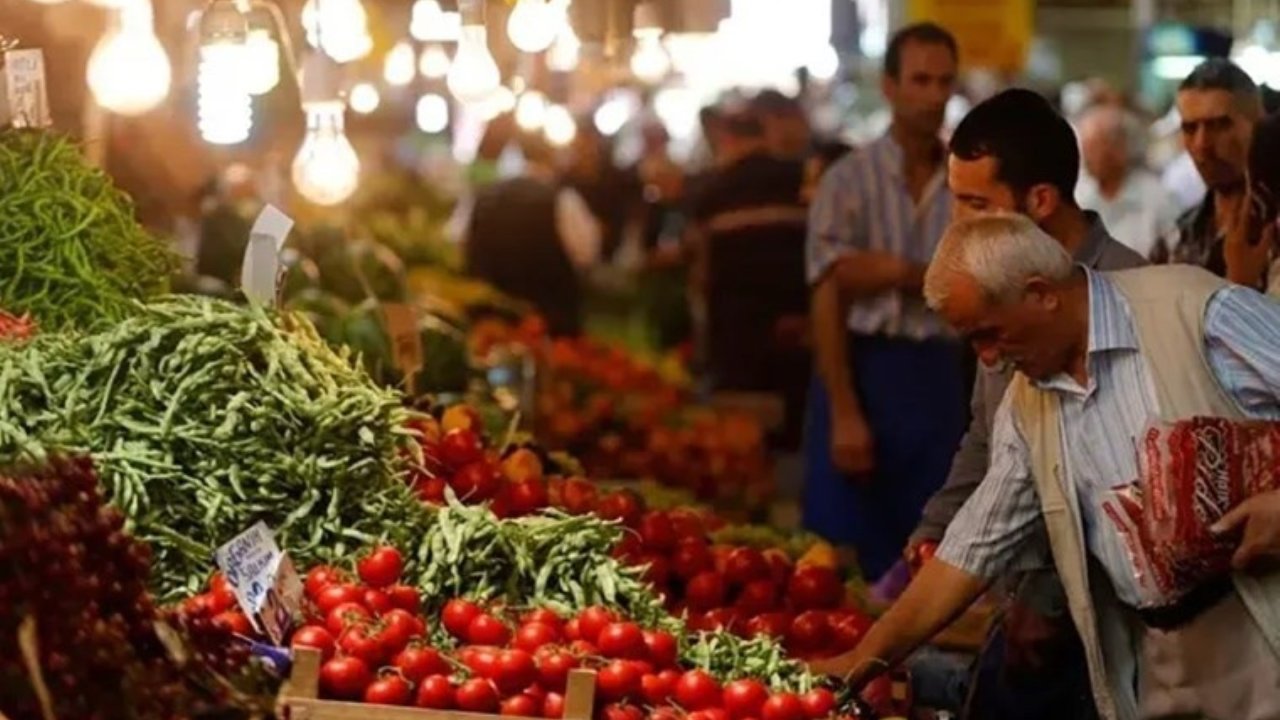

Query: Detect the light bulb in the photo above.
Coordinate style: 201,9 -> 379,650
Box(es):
28,0 -> 70,4
384,41 -> 416,86
515,91 -> 547,130
546,17 -> 580,72
806,44 -> 839,82
419,44 -> 452,79
594,95 -> 632,136
630,35 -> 670,84
244,29 -> 280,95
412,0 -> 462,42
349,82 -> 381,114
293,101 -> 360,206
473,86 -> 517,120
302,0 -> 373,63
198,42 -> 252,144
416,93 -> 450,133
507,0 -> 559,54
544,104 -> 576,147
447,25 -> 501,104
87,1 -> 172,116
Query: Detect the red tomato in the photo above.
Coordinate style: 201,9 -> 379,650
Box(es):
543,692 -> 566,719
597,490 -> 644,527
469,614 -> 513,646
212,611 -> 253,635
596,659 -> 642,701
568,640 -> 598,657
461,646 -> 501,678
724,548 -> 769,587
562,617 -> 582,641
613,533 -> 644,563
667,508 -> 707,541
640,673 -> 675,705
384,609 -> 426,641
787,567 -> 842,611
365,674 -> 413,705
456,678 -> 501,713
723,679 -> 770,719
650,707 -> 683,720
442,598 -> 482,639
440,428 -> 485,469
522,608 -> 563,629
387,584 -> 422,613
209,571 -> 231,595
209,585 -> 238,614
674,670 -> 722,711
326,602 -> 372,636
597,622 -> 646,659
416,675 -> 456,709
642,630 -> 678,668
576,606 -> 618,644
363,588 -> 394,615
338,622 -> 387,665
601,703 -> 645,720
695,608 -> 740,634
315,583 -> 363,615
761,694 -> 805,720
452,461 -> 503,502
744,612 -> 792,640
560,478 -> 599,515
638,553 -> 671,589
762,549 -> 794,588
830,613 -> 872,653
395,646 -> 449,683
502,694 -> 541,717
495,649 -> 538,695
515,622 -> 561,653
710,545 -> 736,576
319,656 -> 373,699
735,579 -> 779,615
787,611 -> 831,654
510,478 -> 550,516
535,649 -> 577,691
799,689 -> 836,719
291,624 -> 336,661
637,511 -> 677,551
860,676 -> 893,716
414,476 -> 448,504
181,593 -> 217,618
357,546 -> 405,588
671,539 -> 714,580
685,571 -> 728,611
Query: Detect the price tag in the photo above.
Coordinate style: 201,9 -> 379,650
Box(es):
382,302 -> 423,387
214,522 -> 304,645
1,49 -> 51,128
240,204 -> 295,307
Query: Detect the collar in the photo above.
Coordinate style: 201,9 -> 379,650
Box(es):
1084,266 -> 1139,353
873,130 -> 945,181
1074,211 -> 1113,268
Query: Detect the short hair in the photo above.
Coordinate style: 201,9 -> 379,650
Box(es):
924,213 -> 1074,310
884,22 -> 957,80
949,88 -> 1080,201
752,89 -> 801,116
1179,58 -> 1261,114
1079,104 -> 1146,165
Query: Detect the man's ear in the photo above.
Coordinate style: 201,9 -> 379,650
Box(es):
1023,276 -> 1060,311
1024,184 -> 1061,224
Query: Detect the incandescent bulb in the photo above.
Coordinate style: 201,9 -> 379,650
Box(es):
515,91 -> 547,130
198,41 -> 252,144
349,82 -> 381,114
546,17 -> 580,72
594,95 -> 633,136
87,1 -> 172,115
293,101 -> 360,206
447,25 -> 501,104
416,93 -> 450,133
302,0 -> 373,63
419,44 -> 452,79
630,35 -> 670,84
412,0 -> 462,42
543,104 -> 576,146
244,29 -> 281,95
473,86 -> 517,120
384,41 -> 416,86
806,44 -> 839,82
507,0 -> 559,54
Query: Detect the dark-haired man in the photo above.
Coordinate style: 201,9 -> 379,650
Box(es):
804,22 -> 964,581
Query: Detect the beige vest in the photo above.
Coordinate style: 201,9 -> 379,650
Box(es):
1010,265 -> 1280,720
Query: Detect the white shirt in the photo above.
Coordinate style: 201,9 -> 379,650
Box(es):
1077,169 -> 1182,260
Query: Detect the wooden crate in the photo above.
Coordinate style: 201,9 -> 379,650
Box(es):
280,648 -> 597,720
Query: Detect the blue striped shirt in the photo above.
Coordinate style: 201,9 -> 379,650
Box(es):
805,134 -> 952,339
936,268 -> 1280,607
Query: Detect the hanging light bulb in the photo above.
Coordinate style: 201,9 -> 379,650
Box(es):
198,42 -> 252,144
805,44 -> 839,82
543,104 -> 576,147
629,2 -> 669,85
86,0 -> 172,115
293,101 -> 360,205
244,28 -> 281,95
384,41 -> 416,86
349,82 -> 381,114
416,93 -> 450,133
473,85 -> 517,120
412,0 -> 462,42
515,91 -> 547,130
546,14 -> 580,72
419,44 -> 452,79
302,0 -> 373,63
447,24 -> 501,104
507,0 -> 559,54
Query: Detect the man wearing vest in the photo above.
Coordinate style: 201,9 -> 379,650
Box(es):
812,213 -> 1280,719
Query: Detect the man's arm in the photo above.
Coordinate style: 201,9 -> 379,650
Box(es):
832,252 -> 927,299
555,188 -> 604,270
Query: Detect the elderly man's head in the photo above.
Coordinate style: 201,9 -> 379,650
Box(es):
924,214 -> 1083,380
1079,104 -> 1142,191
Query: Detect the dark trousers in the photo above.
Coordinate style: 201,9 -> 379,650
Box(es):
965,618 -> 1098,720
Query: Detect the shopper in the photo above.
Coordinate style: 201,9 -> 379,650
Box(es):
803,22 -> 963,581
563,125 -> 640,262
1226,111 -> 1280,295
464,132 -> 601,336
813,213 -> 1280,720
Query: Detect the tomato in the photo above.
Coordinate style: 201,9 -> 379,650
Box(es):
495,649 -> 538,695
597,490 -> 644,527
744,612 -> 791,640
207,584 -> 238,614
576,606 -> 618,644
685,571 -> 727,611
181,593 -> 216,618
860,677 -> 893,716
723,679 -> 769,719
601,703 -> 645,720
597,622 -> 645,659
365,674 -> 413,705
291,624 -> 336,661
543,692 -> 566,719
509,478 -> 550,516
637,511 -> 676,552
667,508 -> 707,541
735,579 -> 779,615
536,649 -> 577,691
649,707 -> 683,720
363,588 -> 394,615
799,689 -> 836,719
639,673 -> 675,705
315,583 -> 363,615
387,584 -> 422,613
725,548 -> 769,587
319,656 -> 372,699
688,710 -> 730,720
456,678 -> 501,713
522,608 -> 563,629
416,675 -> 456,709
641,630 -> 678,668
452,461 -> 503,502
560,478 -> 599,515
761,694 -> 805,720
787,567 -> 842,611
501,694 -> 541,717
212,610 -> 253,636
568,639 -> 598,657
469,614 -> 512,646
710,545 -> 736,576
693,608 -> 740,634
671,539 -> 714,580
326,602 -> 372,636
613,533 -> 644,563
395,645 -> 449,683
415,476 -> 448,504
358,546 -> 405,588
515,621 -> 561,653
787,611 -> 831,654
674,670 -> 722,711
637,554 -> 671,589
563,617 -> 582,642
338,622 -> 388,665
596,659 -> 642,701
384,608 -> 426,640
762,549 -> 794,588
440,428 -> 485,469
461,646 -> 501,678
442,598 -> 482,639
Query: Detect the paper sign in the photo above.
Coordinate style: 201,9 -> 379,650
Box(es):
382,302 -> 424,384
1,49 -> 51,128
214,522 -> 304,645
240,204 -> 295,307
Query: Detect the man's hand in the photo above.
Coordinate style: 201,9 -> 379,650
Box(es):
1224,200 -> 1277,288
831,407 -> 874,478
903,538 -> 939,576
1212,490 -> 1280,571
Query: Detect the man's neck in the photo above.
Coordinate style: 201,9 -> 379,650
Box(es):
1097,170 -> 1128,201
889,121 -> 942,172
1212,186 -> 1247,232
1042,207 -> 1092,259
1062,270 -> 1093,386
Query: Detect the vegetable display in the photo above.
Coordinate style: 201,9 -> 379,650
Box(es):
0,129 -> 178,331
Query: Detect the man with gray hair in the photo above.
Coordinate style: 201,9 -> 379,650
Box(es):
1076,104 -> 1181,259
811,213 -> 1280,719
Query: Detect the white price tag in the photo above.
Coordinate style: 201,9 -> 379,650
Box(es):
240,204 -> 295,307
214,522 -> 304,645
1,49 -> 51,128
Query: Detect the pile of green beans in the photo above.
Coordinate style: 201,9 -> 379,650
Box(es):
0,129 -> 178,330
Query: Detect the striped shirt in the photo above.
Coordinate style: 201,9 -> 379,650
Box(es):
936,268 -> 1280,607
806,133 -> 952,339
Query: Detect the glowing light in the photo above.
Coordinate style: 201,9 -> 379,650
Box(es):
507,0 -> 560,54
86,0 -> 172,116
244,29 -> 280,95
806,44 -> 839,81
630,36 -> 670,84
302,0 -> 373,64
198,42 -> 252,144
546,13 -> 580,72
293,101 -> 361,206
594,94 -> 634,136
416,93 -> 450,133
348,82 -> 381,114
384,41 -> 416,86
544,104 -> 577,146
419,44 -> 452,78
447,24 -> 501,104
412,0 -> 462,42
515,90 -> 547,130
